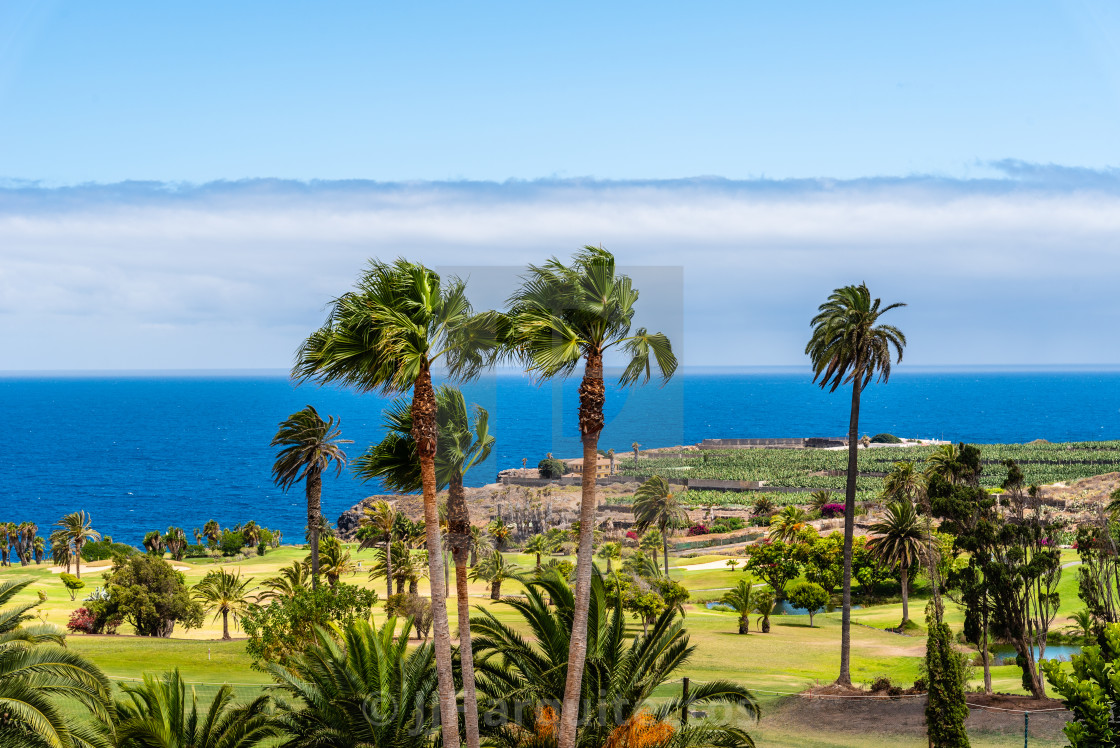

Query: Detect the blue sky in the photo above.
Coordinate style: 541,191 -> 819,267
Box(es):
2,1 -> 1120,368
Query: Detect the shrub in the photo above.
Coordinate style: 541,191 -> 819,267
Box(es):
182,544 -> 210,558
81,539 -> 138,562
625,530 -> 638,541
385,593 -> 433,640
102,555 -> 204,637
537,457 -> 568,479
711,517 -> 746,533
871,433 -> 902,444
219,530 -> 245,556
787,581 -> 829,627
66,603 -> 122,635
59,572 -> 85,600
686,524 -> 709,536
820,503 -> 846,519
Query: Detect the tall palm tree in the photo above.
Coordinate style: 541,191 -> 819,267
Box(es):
192,568 -> 256,640
358,500 -> 397,601
114,669 -> 277,748
470,550 -> 520,600
505,246 -> 677,748
354,385 -> 495,748
269,618 -> 438,748
631,476 -> 687,577
867,500 -> 924,626
49,511 -> 100,579
721,578 -> 757,634
0,579 -> 113,748
293,259 -> 498,748
470,571 -> 758,748
270,405 -> 350,591
164,527 -> 188,561
805,282 -> 905,687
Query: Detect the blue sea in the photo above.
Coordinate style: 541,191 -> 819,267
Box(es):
4,366 -> 1120,546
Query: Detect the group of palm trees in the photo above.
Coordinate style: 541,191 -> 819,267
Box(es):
0,522 -> 43,566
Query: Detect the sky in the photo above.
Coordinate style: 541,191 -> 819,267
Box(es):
2,1 -> 1120,369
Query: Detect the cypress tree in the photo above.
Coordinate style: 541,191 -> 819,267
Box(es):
924,599 -> 970,748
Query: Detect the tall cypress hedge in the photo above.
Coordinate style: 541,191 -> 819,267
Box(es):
924,600 -> 970,747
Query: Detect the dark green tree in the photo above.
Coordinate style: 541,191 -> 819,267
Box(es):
103,555 -> 204,637
1043,622 -> 1120,747
923,599 -> 971,748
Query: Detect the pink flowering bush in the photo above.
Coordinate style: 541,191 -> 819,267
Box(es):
820,503 -> 846,518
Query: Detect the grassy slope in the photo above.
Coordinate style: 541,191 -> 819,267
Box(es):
2,544 -> 1079,747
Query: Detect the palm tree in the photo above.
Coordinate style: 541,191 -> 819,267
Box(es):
242,521 -> 261,549
32,536 -> 45,564
470,550 -> 520,600
721,578 -> 757,634
270,405 -> 351,591
258,561 -> 311,603
809,490 -> 835,512
354,386 -> 495,748
49,511 -> 100,579
754,588 -> 776,633
523,533 -> 555,570
294,260 -> 498,748
486,518 -> 512,552
470,571 -> 758,748
595,541 -> 622,573
637,528 -> 663,564
51,534 -> 74,574
1068,609 -> 1094,641
505,246 -> 677,748
143,530 -> 165,556
631,442 -> 641,465
358,500 -> 398,601
310,536 -> 354,588
925,443 -> 965,485
882,461 -> 925,503
270,618 -> 438,748
0,579 -> 113,747
631,476 -> 687,576
202,520 -> 221,547
114,669 -> 277,748
192,568 -> 256,640
867,500 -> 924,626
165,526 -> 188,561
768,506 -> 808,543
805,282 -> 905,687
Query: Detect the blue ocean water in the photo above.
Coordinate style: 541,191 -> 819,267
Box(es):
4,367 -> 1120,546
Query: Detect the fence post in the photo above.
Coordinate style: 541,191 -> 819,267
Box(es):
681,677 -> 690,725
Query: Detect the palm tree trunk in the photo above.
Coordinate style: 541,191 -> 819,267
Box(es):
491,580 -> 500,600
413,367 -> 461,748
385,539 -> 394,602
559,350 -> 605,748
837,382 -> 860,687
900,564 -> 909,624
308,470 -> 322,590
446,468 -> 481,748
74,540 -> 82,579
222,609 -> 230,640
444,550 -> 450,599
662,531 -> 670,578
739,615 -> 749,634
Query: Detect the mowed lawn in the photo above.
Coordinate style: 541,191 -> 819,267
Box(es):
0,545 -> 1082,747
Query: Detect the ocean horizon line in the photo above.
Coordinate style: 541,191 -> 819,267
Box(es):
5,363 -> 1120,378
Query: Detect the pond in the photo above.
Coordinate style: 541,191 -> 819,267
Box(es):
989,643 -> 1083,665
705,600 -> 862,616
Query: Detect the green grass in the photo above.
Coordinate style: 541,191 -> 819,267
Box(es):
2,543 -> 1080,747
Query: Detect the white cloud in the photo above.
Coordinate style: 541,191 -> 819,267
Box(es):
1,171 -> 1119,369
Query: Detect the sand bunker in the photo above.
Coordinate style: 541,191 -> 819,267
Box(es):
49,561 -> 191,574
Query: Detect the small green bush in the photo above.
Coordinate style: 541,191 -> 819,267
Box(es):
59,573 -> 85,601
870,433 -> 902,444
219,530 -> 245,556
538,457 -> 568,479
81,540 -> 138,562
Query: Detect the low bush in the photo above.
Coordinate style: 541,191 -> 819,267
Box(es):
538,457 -> 568,479
820,503 -> 846,519
81,539 -> 138,562
686,524 -> 709,536
182,544 -> 210,558
871,433 -> 902,444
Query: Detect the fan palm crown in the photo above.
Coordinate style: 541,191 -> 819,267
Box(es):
720,578 -> 758,634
